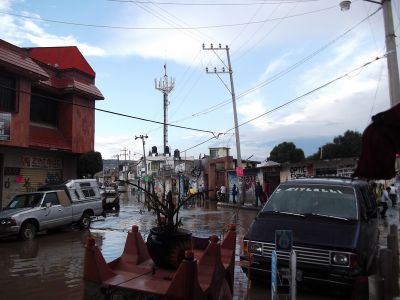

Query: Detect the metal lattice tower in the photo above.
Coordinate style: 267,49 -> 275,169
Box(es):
155,64 -> 175,155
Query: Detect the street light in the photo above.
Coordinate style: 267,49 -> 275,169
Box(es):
340,0 -> 400,107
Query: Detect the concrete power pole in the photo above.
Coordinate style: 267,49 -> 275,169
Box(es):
340,0 -> 400,107
382,0 -> 400,107
203,43 -> 243,205
120,147 -> 129,180
135,135 -> 148,176
155,65 -> 175,155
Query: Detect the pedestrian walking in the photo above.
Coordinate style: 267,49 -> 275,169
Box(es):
231,184 -> 238,204
188,186 -> 195,207
389,183 -> 397,207
255,182 -> 262,206
380,186 -> 391,218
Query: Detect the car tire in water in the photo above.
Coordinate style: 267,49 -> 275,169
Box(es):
19,222 -> 37,240
79,213 -> 91,229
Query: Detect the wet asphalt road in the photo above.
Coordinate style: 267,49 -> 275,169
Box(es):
1,193 -> 394,299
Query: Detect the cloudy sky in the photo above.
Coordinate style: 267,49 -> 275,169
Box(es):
1,0 -> 399,161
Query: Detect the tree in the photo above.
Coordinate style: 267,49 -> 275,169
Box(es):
268,142 -> 305,163
78,151 -> 103,178
307,130 -> 362,160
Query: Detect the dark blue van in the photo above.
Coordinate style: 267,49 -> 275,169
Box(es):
240,177 -> 379,288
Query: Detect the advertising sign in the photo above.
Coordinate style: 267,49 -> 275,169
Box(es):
236,166 -> 244,177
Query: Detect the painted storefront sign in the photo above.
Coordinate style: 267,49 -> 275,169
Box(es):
22,156 -> 62,169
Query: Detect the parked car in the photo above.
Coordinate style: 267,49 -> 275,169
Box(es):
0,179 -> 104,240
240,177 -> 379,289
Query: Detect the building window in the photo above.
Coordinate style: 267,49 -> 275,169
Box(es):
30,88 -> 58,127
210,149 -> 218,158
0,75 -> 17,112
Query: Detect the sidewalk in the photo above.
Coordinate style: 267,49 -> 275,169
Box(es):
216,201 -> 261,211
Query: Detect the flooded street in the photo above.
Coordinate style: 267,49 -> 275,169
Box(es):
0,193 -> 360,299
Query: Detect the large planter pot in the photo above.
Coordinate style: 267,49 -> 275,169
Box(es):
146,227 -> 192,269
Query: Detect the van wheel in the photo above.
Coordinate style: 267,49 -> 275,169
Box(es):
19,222 -> 37,240
79,213 -> 91,229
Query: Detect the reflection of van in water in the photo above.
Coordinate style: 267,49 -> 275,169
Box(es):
240,177 -> 379,290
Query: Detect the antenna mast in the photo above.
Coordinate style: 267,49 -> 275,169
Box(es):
155,64 -> 175,155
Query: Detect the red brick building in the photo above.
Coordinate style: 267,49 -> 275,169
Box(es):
0,39 -> 103,207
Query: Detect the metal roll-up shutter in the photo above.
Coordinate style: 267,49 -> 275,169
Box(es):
20,169 -> 62,191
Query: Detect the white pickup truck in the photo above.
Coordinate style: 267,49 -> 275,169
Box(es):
0,179 -> 103,240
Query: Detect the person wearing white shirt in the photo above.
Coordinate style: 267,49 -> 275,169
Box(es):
220,185 -> 226,201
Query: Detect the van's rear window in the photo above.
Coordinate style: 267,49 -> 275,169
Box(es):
262,185 -> 357,220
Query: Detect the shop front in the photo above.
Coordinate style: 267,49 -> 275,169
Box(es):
0,147 -> 77,208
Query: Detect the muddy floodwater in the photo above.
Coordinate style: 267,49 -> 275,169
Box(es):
0,195 -> 255,300
0,194 -> 352,300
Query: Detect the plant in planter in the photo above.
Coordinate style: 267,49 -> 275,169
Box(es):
119,178 -> 199,269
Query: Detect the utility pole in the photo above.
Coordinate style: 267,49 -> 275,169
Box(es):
155,64 -> 175,155
114,154 -> 120,180
135,135 -> 148,176
382,0 -> 400,107
120,147 -> 128,180
340,0 -> 400,107
120,147 -> 128,162
135,134 -> 149,208
203,43 -> 243,206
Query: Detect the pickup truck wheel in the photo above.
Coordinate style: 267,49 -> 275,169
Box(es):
79,213 -> 91,229
19,223 -> 37,240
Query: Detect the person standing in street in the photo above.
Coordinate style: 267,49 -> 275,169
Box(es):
198,184 -> 205,206
389,183 -> 397,207
220,185 -> 226,202
380,186 -> 391,218
232,184 -> 238,204
255,182 -> 262,207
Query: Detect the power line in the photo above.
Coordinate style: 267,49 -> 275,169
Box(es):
107,0 -> 322,6
172,6 -> 383,121
181,54 -> 386,153
0,5 -> 338,30
0,84 -> 221,136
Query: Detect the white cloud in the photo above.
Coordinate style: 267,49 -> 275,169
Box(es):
0,9 -> 106,56
0,0 -> 11,11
